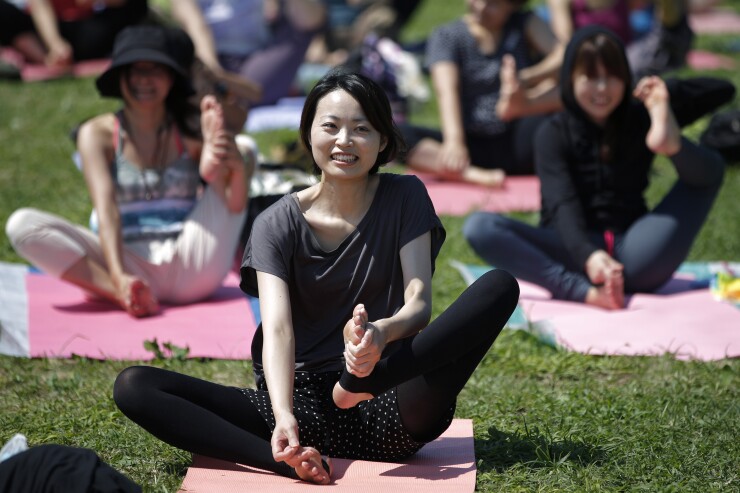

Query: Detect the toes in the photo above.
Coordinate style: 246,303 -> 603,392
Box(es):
129,280 -> 158,317
292,448 -> 331,485
200,94 -> 217,112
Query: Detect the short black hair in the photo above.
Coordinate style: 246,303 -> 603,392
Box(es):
299,68 -> 405,174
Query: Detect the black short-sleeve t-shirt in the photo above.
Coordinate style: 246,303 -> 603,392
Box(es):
241,173 -> 445,373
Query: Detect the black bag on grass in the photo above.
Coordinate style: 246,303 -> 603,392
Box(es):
700,109 -> 740,164
0,444 -> 141,493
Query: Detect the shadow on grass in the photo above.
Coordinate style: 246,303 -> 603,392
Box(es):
476,425 -> 606,473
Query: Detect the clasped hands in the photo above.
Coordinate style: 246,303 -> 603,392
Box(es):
585,249 -> 623,286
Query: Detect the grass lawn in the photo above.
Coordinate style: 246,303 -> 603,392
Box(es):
1,1 -> 739,491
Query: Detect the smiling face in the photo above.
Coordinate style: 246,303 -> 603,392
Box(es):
572,60 -> 626,126
120,61 -> 173,106
309,89 -> 387,180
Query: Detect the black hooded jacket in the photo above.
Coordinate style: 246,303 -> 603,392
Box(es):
534,26 -> 735,269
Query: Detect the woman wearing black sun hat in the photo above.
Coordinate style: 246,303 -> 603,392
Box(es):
6,24 -> 250,318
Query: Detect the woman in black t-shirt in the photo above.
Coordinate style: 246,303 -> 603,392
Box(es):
113,69 -> 520,484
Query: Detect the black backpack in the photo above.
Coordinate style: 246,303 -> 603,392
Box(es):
700,109 -> 740,164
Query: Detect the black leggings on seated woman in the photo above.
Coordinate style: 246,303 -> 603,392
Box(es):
113,269 -> 519,478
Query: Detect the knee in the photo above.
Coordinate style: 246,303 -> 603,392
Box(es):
113,366 -> 151,415
5,208 -> 41,248
478,268 -> 520,315
463,212 -> 507,252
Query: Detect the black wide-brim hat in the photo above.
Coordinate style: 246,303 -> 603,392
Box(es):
96,25 -> 195,98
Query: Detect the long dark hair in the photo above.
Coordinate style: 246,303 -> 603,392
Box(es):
299,68 -> 405,174
571,33 -> 630,85
569,31 -> 631,162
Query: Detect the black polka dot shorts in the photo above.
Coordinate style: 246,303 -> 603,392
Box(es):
238,370 -> 454,461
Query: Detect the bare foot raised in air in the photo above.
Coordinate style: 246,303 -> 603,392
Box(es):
634,76 -> 681,156
199,94 -> 229,183
333,304 -> 375,409
287,447 -> 332,485
199,94 -> 249,213
495,54 -> 527,122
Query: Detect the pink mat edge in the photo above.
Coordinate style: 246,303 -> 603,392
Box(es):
409,171 -> 541,216
178,419 -> 476,492
0,48 -> 110,81
24,271 -> 256,361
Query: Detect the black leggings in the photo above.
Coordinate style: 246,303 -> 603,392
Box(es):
113,269 -> 519,478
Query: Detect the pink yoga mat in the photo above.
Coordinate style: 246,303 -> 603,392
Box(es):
517,277 -> 740,361
0,48 -> 110,82
21,59 -> 110,82
27,272 -> 255,360
690,9 -> 740,34
411,172 -> 541,216
451,262 -> 740,361
687,50 -> 736,70
178,418 -> 476,493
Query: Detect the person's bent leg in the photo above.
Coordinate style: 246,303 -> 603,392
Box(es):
5,208 -> 98,278
6,207 -> 165,306
463,212 -> 592,301
238,15 -> 316,105
164,186 -> 246,304
337,270 -> 518,406
399,123 -> 445,176
396,270 -> 521,440
0,1 -> 44,63
619,139 -> 724,292
113,366 -> 297,477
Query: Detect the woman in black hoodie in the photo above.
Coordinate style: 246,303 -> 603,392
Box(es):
463,25 -> 734,310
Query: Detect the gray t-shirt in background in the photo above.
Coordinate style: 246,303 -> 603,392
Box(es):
425,13 -> 533,137
241,173 -> 445,373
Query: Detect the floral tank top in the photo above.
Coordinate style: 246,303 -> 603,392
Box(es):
90,112 -> 201,243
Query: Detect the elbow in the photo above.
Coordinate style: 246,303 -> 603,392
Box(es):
419,302 -> 432,328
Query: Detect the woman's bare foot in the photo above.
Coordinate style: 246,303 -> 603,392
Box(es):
125,278 -> 159,318
344,304 -> 368,345
333,381 -> 373,409
199,95 -> 227,180
605,269 -> 625,308
585,270 -> 624,310
461,166 -> 505,187
288,447 -> 332,485
634,76 -> 681,156
495,54 -> 527,122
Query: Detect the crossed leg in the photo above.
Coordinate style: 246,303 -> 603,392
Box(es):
333,269 -> 519,439
113,366 -> 331,484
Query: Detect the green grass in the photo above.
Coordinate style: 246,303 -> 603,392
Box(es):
1,1 -> 739,491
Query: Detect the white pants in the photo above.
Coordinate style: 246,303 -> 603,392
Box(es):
5,187 -> 246,304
